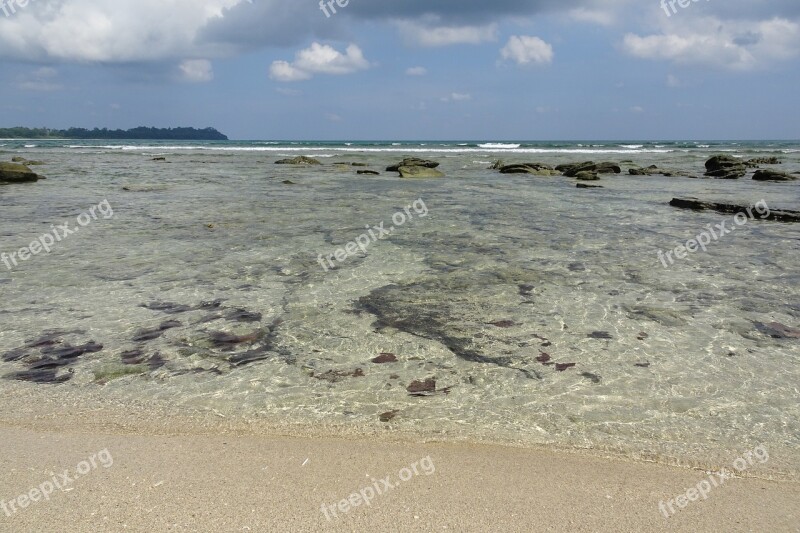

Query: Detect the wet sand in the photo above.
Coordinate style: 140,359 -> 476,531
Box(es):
1,402 -> 798,532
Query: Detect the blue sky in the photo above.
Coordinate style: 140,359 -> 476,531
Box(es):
0,0 -> 798,140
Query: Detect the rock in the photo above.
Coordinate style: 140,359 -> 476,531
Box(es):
387,158 -> 439,172
704,155 -> 747,179
747,157 -> 781,165
499,163 -> 559,176
282,180 -> 295,185
11,156 -> 27,162
151,157 -> 166,161
372,353 -> 398,363
275,156 -> 322,165
407,378 -> 436,395
560,161 -> 620,177
574,171 -> 600,181
629,165 -> 699,179
351,162 -> 368,167
489,160 -> 505,170
576,183 -> 603,189
752,169 -> 797,182
379,410 -> 399,422
669,197 -> 800,223
357,170 -> 380,176
0,162 -> 40,183
398,166 -> 444,178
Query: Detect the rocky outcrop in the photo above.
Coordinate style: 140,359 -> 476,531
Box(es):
275,156 -> 322,165
499,163 -> 559,176
398,166 -> 444,178
574,171 -> 600,181
752,169 -> 797,182
704,155 -> 747,179
387,158 -> 440,172
0,162 -> 40,183
558,161 -> 620,177
629,165 -> 700,179
669,197 -> 800,222
11,156 -> 44,166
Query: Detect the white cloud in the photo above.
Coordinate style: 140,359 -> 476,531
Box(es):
622,17 -> 800,70
179,59 -> 214,82
568,8 -> 615,26
269,42 -> 370,82
406,66 -> 427,76
500,35 -> 554,65
396,18 -> 497,47
0,0 -> 249,62
441,92 -> 472,102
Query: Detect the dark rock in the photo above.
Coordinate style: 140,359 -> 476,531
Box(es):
275,156 -> 321,165
312,368 -> 365,382
635,362 -> 651,368
747,157 -> 780,165
387,158 -> 440,171
499,163 -> 559,176
5,369 -> 72,384
407,378 -> 436,395
282,180 -> 295,185
151,157 -> 166,161
588,331 -> 613,339
576,183 -> 603,189
555,363 -> 576,372
489,320 -> 516,328
357,170 -> 380,176
372,353 -> 398,364
226,309 -> 263,323
209,331 -> 263,348
560,162 -> 620,177
0,162 -> 40,183
536,353 -> 551,363
379,410 -> 399,422
704,155 -> 747,179
669,197 -> 800,222
574,171 -> 600,181
140,302 -> 193,314
752,169 -> 797,182
581,372 -> 601,383
754,321 -> 800,339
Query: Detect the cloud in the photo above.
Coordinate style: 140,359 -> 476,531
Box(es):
441,92 -> 472,102
179,59 -> 214,82
16,67 -> 62,91
500,35 -> 554,65
396,18 -> 497,47
0,0 -> 249,62
622,17 -> 800,70
405,66 -> 427,76
568,8 -> 615,26
269,42 -> 370,82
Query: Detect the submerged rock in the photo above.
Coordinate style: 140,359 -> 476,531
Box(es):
669,197 -> 800,222
275,156 -> 322,165
357,170 -> 380,176
752,169 -> 797,182
559,161 -> 620,177
499,163 -> 559,176
398,165 -> 444,178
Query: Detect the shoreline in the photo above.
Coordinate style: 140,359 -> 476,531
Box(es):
1,418 -> 798,531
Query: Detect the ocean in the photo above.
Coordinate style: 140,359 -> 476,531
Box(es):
1,139 -> 798,477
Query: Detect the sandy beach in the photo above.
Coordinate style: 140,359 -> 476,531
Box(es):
1,388 -> 798,532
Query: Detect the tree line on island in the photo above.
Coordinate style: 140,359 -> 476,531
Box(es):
0,126 -> 228,141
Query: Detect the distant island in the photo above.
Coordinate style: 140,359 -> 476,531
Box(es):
0,126 -> 228,141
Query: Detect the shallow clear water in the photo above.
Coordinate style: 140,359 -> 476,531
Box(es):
1,140 -> 799,475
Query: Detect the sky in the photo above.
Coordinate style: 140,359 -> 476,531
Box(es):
0,0 -> 798,140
